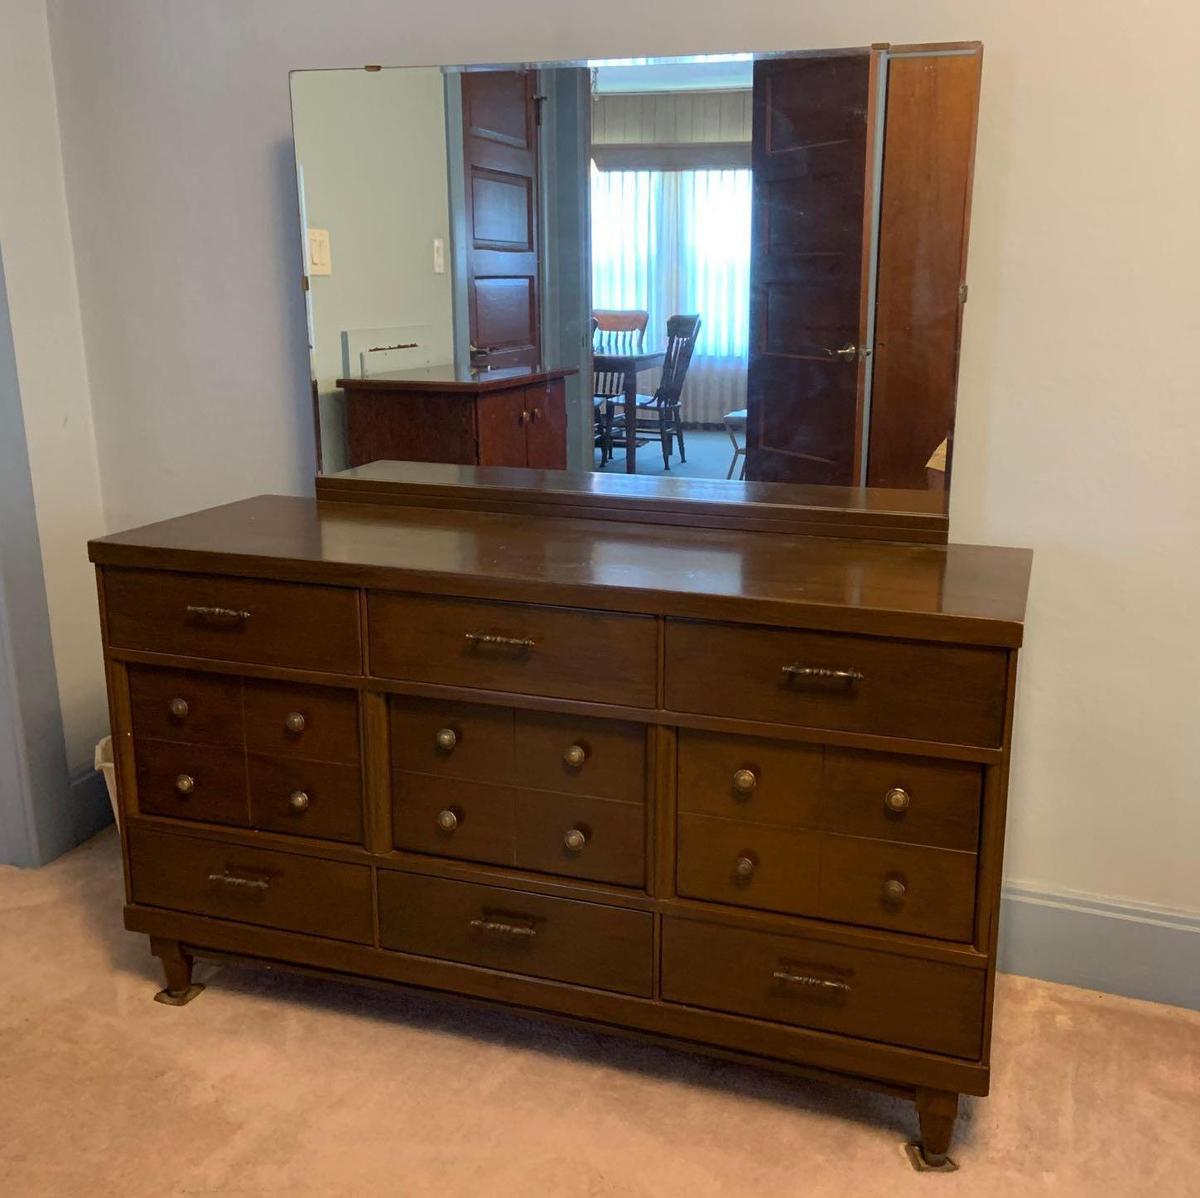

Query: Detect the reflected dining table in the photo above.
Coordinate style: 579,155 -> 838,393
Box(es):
593,347 -> 666,473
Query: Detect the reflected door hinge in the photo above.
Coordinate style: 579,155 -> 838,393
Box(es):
959,283 -> 969,304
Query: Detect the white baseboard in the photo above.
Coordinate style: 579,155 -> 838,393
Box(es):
999,883 -> 1200,1011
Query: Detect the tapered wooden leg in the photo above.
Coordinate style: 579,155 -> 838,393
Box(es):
150,937 -> 205,1006
910,1088 -> 959,1171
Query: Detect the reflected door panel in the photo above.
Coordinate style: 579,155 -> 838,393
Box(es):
745,51 -> 873,486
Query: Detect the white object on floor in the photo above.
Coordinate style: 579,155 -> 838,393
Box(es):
95,735 -> 118,828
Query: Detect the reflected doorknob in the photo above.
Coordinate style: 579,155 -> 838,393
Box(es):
832,344 -> 857,361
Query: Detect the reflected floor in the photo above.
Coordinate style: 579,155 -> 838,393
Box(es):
594,428 -> 738,480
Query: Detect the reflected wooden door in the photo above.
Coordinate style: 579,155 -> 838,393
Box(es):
745,51 -> 877,485
461,70 -> 542,370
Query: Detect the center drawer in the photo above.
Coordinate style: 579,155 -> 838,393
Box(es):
127,826 -> 373,943
661,917 -> 985,1059
378,871 -> 653,996
369,593 -> 657,707
665,620 -> 1007,747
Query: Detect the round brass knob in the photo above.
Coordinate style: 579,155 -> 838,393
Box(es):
732,768 -> 757,795
563,743 -> 587,768
289,790 -> 310,812
884,787 -> 911,814
563,827 -> 588,853
168,697 -> 189,719
734,855 -> 756,880
284,711 -> 306,734
175,774 -> 195,795
435,727 -> 458,752
436,808 -> 459,832
882,877 -> 907,902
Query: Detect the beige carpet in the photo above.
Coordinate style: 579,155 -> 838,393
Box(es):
2,829 -> 1197,1197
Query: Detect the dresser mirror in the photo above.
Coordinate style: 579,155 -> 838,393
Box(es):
290,45 -> 981,511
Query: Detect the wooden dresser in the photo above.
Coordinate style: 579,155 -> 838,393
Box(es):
337,365 -> 574,470
89,468 -> 1030,1168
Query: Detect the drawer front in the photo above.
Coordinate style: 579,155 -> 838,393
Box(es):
128,666 -> 243,748
819,838 -> 977,942
135,740 -> 248,827
104,568 -> 361,674
677,814 -> 820,917
677,730 -> 821,824
128,826 -> 373,943
515,791 -> 645,888
514,712 -> 646,802
665,620 -> 1007,747
391,774 -> 514,866
822,750 -> 981,851
369,592 -> 657,707
244,680 -> 360,763
390,698 -> 514,782
661,917 -> 985,1059
378,871 -> 653,996
248,755 -> 364,844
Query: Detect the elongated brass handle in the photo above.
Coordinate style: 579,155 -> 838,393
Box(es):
186,605 -> 250,626
469,917 -> 535,938
168,697 -> 189,719
884,787 -> 911,813
289,790 -> 310,811
772,969 -> 851,993
883,877 -> 908,902
781,665 -> 864,683
175,774 -> 195,795
563,743 -> 587,768
826,343 -> 857,362
285,711 -> 306,733
207,871 -> 269,891
435,727 -> 458,751
464,632 -> 536,650
732,768 -> 757,795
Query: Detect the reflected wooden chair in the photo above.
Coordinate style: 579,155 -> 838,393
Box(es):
610,314 -> 701,470
592,309 -> 648,465
723,407 -> 747,480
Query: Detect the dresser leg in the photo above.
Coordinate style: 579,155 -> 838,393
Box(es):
909,1088 -> 959,1171
150,937 -> 205,1006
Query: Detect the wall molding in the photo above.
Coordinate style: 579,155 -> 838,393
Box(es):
999,883 -> 1200,1011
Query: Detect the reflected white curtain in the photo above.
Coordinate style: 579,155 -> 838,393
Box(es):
590,165 -> 750,424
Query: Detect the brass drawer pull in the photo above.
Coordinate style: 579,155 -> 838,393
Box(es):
563,743 -> 587,768
732,768 -> 757,794
734,855 -> 756,880
883,877 -> 908,902
175,774 -> 195,795
469,917 -> 536,939
435,727 -> 458,751
186,604 -> 251,626
563,827 -> 589,853
207,870 -> 270,891
168,697 -> 189,719
772,969 -> 851,993
436,808 -> 460,832
884,786 -> 911,813
285,711 -> 307,734
781,665 -> 864,684
464,632 -> 536,650
289,790 -> 310,811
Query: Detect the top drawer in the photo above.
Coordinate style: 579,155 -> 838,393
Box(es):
103,569 -> 361,674
368,593 -> 657,707
665,620 -> 1007,748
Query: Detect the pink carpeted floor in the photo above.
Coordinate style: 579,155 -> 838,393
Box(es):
2,828 -> 1197,1197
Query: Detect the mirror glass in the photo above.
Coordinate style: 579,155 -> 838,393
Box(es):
290,46 -> 981,508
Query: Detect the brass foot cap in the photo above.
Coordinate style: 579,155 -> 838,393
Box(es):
905,1143 -> 959,1173
154,983 -> 205,1007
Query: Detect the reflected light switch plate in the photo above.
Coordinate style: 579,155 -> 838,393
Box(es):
308,228 -> 332,276
433,238 -> 445,274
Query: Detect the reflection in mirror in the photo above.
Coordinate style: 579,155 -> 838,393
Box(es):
290,45 -> 980,509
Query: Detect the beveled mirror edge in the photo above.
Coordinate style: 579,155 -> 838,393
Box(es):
315,462 -> 949,544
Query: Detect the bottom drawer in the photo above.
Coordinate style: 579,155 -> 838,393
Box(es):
660,917 -> 985,1059
128,826 -> 373,943
378,871 -> 653,996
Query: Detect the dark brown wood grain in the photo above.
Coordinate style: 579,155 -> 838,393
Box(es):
242,679 -> 360,763
514,791 -> 644,888
135,739 -> 249,827
128,665 -> 243,748
514,711 -> 646,803
247,755 -> 364,844
390,696 -> 515,781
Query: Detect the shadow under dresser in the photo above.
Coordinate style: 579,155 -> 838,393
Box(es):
88,467 -> 1031,1168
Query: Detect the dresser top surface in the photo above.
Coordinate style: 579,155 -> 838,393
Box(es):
336,364 -> 577,393
89,495 -> 1032,646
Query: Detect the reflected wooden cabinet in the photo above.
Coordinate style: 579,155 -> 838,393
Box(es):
338,367 -> 571,469
89,470 -> 1030,1168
